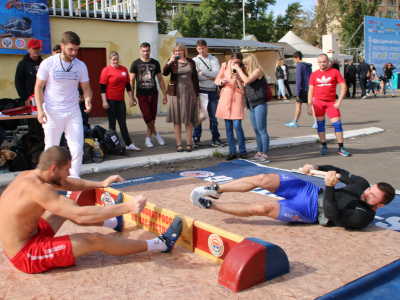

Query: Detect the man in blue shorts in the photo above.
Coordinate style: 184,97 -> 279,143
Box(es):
190,164 -> 395,229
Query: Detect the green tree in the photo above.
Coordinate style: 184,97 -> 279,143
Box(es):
315,0 -> 379,50
292,8 -> 321,47
274,2 -> 303,41
171,4 -> 186,33
156,0 -> 172,34
181,3 -> 201,37
336,0 -> 379,49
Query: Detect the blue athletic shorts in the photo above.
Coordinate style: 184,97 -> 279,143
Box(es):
275,174 -> 320,223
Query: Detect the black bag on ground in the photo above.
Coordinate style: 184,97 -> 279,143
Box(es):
103,129 -> 125,155
82,143 -> 93,164
87,125 -> 107,154
9,147 -> 33,171
14,133 -> 45,169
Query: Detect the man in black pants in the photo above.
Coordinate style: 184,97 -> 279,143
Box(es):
15,38 -> 44,137
190,164 -> 395,229
358,59 -> 370,99
346,61 -> 357,98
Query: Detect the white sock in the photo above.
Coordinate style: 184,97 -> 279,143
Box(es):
103,217 -> 118,228
146,237 -> 167,252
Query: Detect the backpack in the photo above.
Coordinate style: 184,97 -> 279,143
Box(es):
87,124 -> 106,154
82,143 -> 93,164
103,129 -> 125,155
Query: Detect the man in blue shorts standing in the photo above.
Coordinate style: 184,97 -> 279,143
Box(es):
190,164 -> 394,229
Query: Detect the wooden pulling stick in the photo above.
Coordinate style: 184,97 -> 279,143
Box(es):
298,168 -> 341,178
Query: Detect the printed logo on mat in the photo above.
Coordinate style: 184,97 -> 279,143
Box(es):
208,234 -> 224,257
180,171 -> 215,178
101,192 -> 115,206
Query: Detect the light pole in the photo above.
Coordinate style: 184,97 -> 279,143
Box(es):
243,0 -> 245,39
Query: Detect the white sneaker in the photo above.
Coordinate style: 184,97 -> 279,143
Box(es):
126,143 -> 141,151
192,184 -> 221,199
154,132 -> 165,146
145,137 -> 154,148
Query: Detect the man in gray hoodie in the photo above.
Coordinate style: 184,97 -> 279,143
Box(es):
192,40 -> 222,148
285,51 -> 314,128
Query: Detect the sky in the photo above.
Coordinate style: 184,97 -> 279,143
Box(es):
266,0 -> 316,16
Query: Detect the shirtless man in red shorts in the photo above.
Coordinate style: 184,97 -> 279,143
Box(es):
307,54 -> 351,157
0,146 -> 182,274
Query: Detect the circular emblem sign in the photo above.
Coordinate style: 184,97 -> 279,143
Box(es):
101,192 -> 115,206
2,38 -> 13,48
208,233 -> 224,257
180,171 -> 215,178
15,38 -> 26,49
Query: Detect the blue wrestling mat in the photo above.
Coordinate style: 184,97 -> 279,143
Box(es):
111,159 -> 400,298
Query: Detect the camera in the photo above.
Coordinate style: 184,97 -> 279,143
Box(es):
175,55 -> 180,59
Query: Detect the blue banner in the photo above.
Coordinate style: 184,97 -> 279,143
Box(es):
0,0 -> 51,54
365,15 -> 400,76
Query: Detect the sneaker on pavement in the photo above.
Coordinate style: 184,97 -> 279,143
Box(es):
258,155 -> 270,163
211,139 -> 224,147
338,147 -> 351,157
312,123 -> 318,129
320,145 -> 328,155
285,122 -> 299,128
154,132 -> 165,146
192,138 -> 200,148
114,193 -> 125,232
158,217 -> 183,253
362,95 -> 367,99
192,184 -> 221,199
145,137 -> 154,148
126,143 -> 141,151
250,153 -> 262,161
190,193 -> 213,209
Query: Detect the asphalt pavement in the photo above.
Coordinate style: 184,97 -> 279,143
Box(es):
1,93 -> 399,188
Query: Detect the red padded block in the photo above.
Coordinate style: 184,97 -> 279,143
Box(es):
218,238 -> 290,292
69,190 -> 96,206
218,239 -> 266,292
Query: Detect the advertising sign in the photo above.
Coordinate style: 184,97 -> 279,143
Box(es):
0,0 -> 51,54
365,15 -> 400,75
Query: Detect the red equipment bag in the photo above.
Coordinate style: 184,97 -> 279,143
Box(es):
1,105 -> 37,116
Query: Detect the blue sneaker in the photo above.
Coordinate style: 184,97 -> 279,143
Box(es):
338,147 -> 351,157
320,145 -> 328,155
312,123 -> 318,129
113,193 -> 125,232
285,122 -> 299,128
158,217 -> 183,253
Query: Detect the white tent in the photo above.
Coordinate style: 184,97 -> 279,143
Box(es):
278,31 -> 322,57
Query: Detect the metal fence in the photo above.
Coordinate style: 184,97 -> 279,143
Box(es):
49,0 -> 138,21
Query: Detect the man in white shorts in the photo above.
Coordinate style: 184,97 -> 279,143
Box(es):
35,31 -> 92,178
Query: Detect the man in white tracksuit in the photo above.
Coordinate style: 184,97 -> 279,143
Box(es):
35,31 -> 92,178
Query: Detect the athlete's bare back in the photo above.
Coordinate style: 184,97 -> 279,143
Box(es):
0,169 -> 56,258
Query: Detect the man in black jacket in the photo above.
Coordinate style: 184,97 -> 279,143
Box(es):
15,39 -> 42,101
358,59 -> 370,99
15,39 -> 43,136
281,59 -> 293,98
190,164 -> 395,229
345,61 -> 357,98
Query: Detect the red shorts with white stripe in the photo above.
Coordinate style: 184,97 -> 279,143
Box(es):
8,218 -> 75,274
